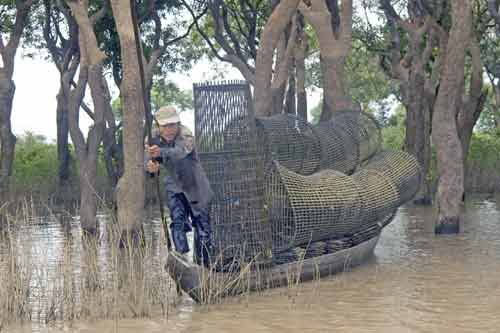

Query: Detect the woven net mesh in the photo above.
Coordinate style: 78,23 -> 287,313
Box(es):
193,82 -> 419,267
265,150 -> 421,251
256,114 -> 321,175
255,110 -> 382,176
193,81 -> 271,264
272,212 -> 397,264
313,110 -> 382,174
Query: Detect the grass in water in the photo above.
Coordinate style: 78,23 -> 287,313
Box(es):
0,198 -> 177,327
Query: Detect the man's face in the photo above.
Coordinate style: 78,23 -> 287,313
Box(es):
160,123 -> 179,142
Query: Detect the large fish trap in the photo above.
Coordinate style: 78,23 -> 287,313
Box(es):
194,81 -> 271,265
313,110 -> 382,174
265,150 -> 421,252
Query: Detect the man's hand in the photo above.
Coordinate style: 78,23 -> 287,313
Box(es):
147,145 -> 161,158
146,160 -> 160,174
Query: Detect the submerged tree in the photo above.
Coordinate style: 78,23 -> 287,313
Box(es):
42,0 -> 79,204
110,0 -> 146,240
64,0 -> 108,233
0,0 -> 34,209
432,0 -> 472,234
299,0 -> 357,120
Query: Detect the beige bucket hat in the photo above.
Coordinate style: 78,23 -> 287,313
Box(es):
155,105 -> 180,126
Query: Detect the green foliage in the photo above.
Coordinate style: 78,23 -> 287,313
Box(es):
307,40 -> 393,111
379,107 -> 500,173
11,132 -> 59,194
110,79 -> 192,119
345,42 -> 393,108
476,84 -> 500,132
379,104 -> 405,150
111,97 -> 122,122
190,0 -> 272,64
0,1 -> 17,34
150,79 -> 193,112
309,100 -> 322,125
11,132 -> 114,199
381,125 -> 405,150
468,131 -> 500,168
0,0 -> 43,55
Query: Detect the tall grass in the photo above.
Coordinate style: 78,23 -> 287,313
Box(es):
0,199 -> 177,328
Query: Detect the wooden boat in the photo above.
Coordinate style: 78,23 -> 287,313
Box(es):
165,233 -> 380,303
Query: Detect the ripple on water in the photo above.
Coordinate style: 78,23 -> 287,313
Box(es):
2,195 -> 500,332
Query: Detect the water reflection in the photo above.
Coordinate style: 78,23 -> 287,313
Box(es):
2,195 -> 500,332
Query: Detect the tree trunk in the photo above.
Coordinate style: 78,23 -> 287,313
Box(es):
405,60 -> 432,205
459,97 -> 485,164
494,85 -> 500,130
319,55 -> 356,121
254,0 -> 301,117
457,38 -> 485,165
78,160 -> 99,234
298,0 -> 356,121
296,19 -> 307,121
0,74 -> 16,205
379,2 -> 444,206
65,0 -> 107,234
55,85 -> 72,203
284,70 -> 296,115
110,0 -> 146,236
271,30 -> 290,115
101,80 -> 122,190
67,66 -> 105,233
432,0 -> 471,234
0,0 -> 32,208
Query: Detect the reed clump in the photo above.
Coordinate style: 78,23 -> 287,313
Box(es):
0,199 -> 177,328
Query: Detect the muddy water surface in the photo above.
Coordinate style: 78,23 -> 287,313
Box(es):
3,194 -> 500,332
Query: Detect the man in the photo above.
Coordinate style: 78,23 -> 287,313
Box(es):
145,105 -> 213,266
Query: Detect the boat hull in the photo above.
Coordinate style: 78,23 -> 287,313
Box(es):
165,234 -> 380,303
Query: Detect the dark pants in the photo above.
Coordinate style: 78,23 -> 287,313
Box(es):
167,191 -> 212,266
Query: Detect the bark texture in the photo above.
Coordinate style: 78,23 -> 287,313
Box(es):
299,0 -> 356,120
432,0 -> 472,234
110,0 -> 146,234
44,0 -> 80,203
254,0 -> 301,117
380,1 -> 449,205
296,14 -> 308,121
0,0 -> 32,208
65,0 -> 107,233
457,38 -> 486,164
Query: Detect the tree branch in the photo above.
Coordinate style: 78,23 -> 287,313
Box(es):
381,2 -> 407,81
325,0 -> 340,35
466,36 -> 483,103
181,0 -> 227,63
272,15 -> 298,90
339,0 -> 352,47
2,0 -> 32,75
90,0 -> 109,25
254,0 -> 300,116
379,0 -> 414,33
221,5 -> 246,61
71,79 -> 96,121
67,66 -> 89,156
488,0 -> 500,35
44,0 -> 63,72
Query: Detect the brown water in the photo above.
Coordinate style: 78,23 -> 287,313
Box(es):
3,194 -> 500,332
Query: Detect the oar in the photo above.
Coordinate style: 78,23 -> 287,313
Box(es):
130,0 -> 172,250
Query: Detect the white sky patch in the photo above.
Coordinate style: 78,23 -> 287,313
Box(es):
12,55 -> 322,141
12,55 -> 60,141
12,54 -> 96,142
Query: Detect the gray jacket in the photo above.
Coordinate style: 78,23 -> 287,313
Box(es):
147,128 -> 213,211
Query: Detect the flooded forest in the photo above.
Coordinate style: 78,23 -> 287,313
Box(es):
1,0 -> 500,332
